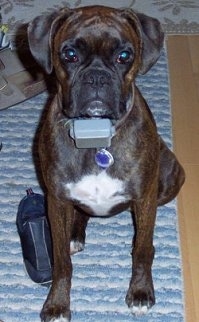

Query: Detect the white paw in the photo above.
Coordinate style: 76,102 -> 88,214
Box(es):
70,240 -> 84,255
49,315 -> 70,322
130,304 -> 149,316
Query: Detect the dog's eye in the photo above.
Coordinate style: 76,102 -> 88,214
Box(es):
62,48 -> 78,63
117,51 -> 131,64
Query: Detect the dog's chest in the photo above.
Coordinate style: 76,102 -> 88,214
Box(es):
66,171 -> 129,216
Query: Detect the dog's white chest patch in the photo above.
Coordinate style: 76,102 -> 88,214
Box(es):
66,171 -> 128,216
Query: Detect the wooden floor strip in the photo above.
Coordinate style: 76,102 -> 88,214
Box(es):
167,35 -> 199,322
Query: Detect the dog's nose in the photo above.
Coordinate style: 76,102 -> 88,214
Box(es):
83,70 -> 111,87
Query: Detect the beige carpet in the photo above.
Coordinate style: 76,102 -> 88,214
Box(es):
1,0 -> 199,37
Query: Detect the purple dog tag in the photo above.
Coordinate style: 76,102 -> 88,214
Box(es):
95,149 -> 114,169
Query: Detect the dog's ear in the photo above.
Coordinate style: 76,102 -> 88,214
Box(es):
121,9 -> 164,74
28,8 -> 72,74
136,12 -> 164,74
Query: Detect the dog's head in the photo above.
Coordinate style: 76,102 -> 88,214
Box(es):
28,6 -> 164,120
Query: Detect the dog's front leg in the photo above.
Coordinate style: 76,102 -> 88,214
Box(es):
126,193 -> 157,316
41,195 -> 73,322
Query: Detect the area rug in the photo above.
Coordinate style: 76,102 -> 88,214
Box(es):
1,0 -> 199,36
0,48 -> 185,321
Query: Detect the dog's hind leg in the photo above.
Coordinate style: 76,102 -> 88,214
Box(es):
157,137 -> 185,206
70,209 -> 89,255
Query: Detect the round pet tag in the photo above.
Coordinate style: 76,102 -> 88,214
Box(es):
95,149 -> 114,169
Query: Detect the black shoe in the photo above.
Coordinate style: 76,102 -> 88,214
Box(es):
16,188 -> 53,285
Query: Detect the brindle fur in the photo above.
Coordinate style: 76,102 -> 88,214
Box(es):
28,6 -> 185,321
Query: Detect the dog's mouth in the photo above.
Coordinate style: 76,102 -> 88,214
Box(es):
65,97 -> 117,149
67,89 -> 134,150
65,85 -> 135,151
79,99 -> 115,119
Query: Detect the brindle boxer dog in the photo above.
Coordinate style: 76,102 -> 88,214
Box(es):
28,5 -> 185,322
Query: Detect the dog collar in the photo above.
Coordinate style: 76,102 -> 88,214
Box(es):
60,118 -> 115,169
95,148 -> 114,169
69,118 -> 115,169
60,85 -> 134,169
69,118 -> 115,149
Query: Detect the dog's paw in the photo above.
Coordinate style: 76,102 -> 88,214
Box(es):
125,287 -> 155,316
48,315 -> 70,322
41,313 -> 70,322
129,304 -> 149,316
40,305 -> 71,322
70,240 -> 84,255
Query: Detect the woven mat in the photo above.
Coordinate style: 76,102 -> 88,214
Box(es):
0,50 -> 185,322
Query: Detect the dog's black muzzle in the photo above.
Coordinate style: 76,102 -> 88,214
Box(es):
71,67 -> 122,120
67,66 -> 130,149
